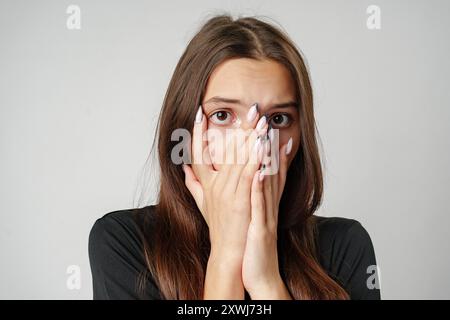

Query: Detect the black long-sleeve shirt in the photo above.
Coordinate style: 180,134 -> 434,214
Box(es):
88,205 -> 381,300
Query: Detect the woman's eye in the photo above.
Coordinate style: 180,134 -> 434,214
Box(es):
209,110 -> 233,125
269,114 -> 292,128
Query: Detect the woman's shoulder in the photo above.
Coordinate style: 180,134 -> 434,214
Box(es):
314,215 -> 371,243
313,215 -> 381,299
314,216 -> 376,260
88,205 -> 159,299
90,205 -> 156,232
88,204 -> 157,264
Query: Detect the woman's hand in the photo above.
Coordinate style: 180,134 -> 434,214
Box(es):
242,131 -> 294,300
183,104 -> 267,299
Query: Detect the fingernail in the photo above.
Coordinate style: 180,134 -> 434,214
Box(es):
259,168 -> 265,181
256,115 -> 266,130
247,103 -> 258,122
268,125 -> 274,142
264,137 -> 271,154
286,137 -> 293,155
253,136 -> 261,153
195,105 -> 203,124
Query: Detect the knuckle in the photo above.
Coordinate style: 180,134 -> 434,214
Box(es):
241,169 -> 254,181
234,203 -> 248,214
257,227 -> 276,242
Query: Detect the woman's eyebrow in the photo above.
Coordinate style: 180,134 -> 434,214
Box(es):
203,96 -> 299,109
271,101 -> 299,109
203,96 -> 241,105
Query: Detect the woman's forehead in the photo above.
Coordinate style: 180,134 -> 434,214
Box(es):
203,58 -> 297,110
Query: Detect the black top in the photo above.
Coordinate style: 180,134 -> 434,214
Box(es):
88,205 -> 381,300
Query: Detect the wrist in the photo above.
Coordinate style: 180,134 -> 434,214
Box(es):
208,251 -> 242,273
247,275 -> 292,300
209,244 -> 244,265
204,252 -> 244,300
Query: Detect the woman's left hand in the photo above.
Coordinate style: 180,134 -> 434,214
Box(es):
242,132 -> 294,300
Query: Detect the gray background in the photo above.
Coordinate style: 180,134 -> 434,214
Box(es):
1,0 -> 449,299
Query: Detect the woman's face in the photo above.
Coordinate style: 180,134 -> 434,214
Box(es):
201,57 -> 300,171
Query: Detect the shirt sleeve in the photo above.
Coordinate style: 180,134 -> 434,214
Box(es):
322,219 -> 381,300
88,211 -> 161,300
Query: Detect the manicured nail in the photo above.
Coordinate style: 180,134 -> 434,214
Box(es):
264,136 -> 271,154
259,168 -> 265,181
195,105 -> 203,123
253,136 -> 261,154
256,115 -> 266,130
247,103 -> 258,122
268,125 -> 275,142
286,137 -> 293,155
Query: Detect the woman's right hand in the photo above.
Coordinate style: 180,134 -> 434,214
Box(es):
183,104 -> 268,259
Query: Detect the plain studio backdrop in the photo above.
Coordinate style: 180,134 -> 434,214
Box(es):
1,0 -> 449,299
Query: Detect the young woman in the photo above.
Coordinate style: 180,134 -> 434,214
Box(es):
88,14 -> 380,300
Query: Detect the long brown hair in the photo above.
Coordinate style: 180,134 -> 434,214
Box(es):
137,14 -> 349,299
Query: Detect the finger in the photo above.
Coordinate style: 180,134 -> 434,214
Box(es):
233,108 -> 266,170
263,161 -> 275,228
256,135 -> 277,227
182,164 -> 206,221
232,122 -> 268,190
222,111 -> 267,191
259,124 -> 273,172
230,112 -> 267,192
266,127 -> 280,199
236,126 -> 267,196
243,114 -> 268,167
250,169 -> 266,226
215,128 -> 240,185
277,137 -> 293,203
260,135 -> 272,176
267,125 -> 280,176
192,105 -> 214,183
